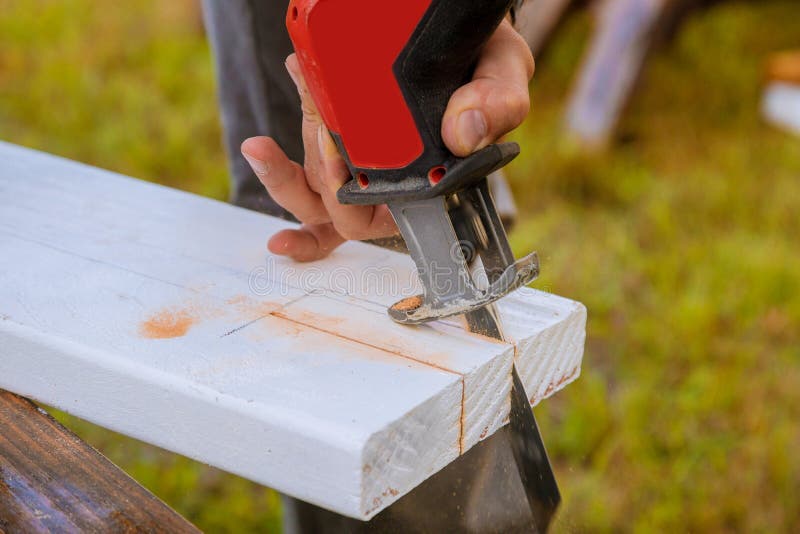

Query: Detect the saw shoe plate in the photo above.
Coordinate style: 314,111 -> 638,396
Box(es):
389,252 -> 540,325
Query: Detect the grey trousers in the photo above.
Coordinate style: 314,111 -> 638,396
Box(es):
201,0 -> 301,218
201,2 -> 532,532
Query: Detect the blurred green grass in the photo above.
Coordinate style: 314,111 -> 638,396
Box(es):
2,0 -> 799,532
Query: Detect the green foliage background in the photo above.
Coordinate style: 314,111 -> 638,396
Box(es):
2,0 -> 799,531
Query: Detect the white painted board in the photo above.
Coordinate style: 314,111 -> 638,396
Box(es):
0,141 -> 586,519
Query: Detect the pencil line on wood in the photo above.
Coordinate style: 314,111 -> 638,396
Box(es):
271,311 -> 465,378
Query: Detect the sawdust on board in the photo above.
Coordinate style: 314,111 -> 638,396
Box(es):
533,365 -> 580,403
226,294 -> 283,318
139,308 -> 197,339
138,295 -> 285,340
391,295 -> 423,312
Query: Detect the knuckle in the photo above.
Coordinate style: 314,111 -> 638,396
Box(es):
262,167 -> 294,192
251,167 -> 270,180
301,101 -> 320,121
485,83 -> 529,131
504,86 -> 530,122
259,172 -> 285,191
508,30 -> 536,79
303,213 -> 330,226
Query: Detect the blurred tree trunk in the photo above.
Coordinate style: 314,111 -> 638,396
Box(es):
564,0 -> 704,149
516,0 -> 576,57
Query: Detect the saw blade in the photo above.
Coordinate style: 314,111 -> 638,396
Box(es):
387,195 -> 538,325
460,181 -> 561,530
388,179 -> 560,531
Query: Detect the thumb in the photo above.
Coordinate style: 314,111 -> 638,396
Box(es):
441,21 -> 534,157
441,78 -> 530,157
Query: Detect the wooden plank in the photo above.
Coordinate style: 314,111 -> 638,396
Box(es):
0,141 -> 586,519
0,389 -> 198,533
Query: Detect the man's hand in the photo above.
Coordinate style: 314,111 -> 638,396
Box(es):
241,19 -> 534,262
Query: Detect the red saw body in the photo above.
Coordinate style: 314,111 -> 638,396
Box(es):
287,0 -> 520,205
288,0 -> 430,169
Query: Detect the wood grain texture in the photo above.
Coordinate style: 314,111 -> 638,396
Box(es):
0,389 -> 198,534
0,141 -> 586,519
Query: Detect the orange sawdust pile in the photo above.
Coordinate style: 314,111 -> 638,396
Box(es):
140,308 -> 197,339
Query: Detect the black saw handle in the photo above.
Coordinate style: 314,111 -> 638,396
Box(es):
287,0 -> 519,205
